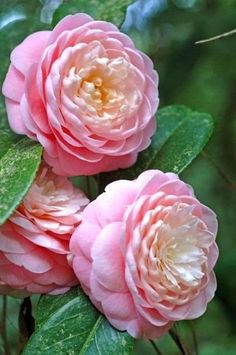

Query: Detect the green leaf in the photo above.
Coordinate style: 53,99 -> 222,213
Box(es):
0,99 -> 20,157
100,105 -> 214,189
0,138 -> 42,225
0,128 -> 19,159
0,100 -> 8,129
23,287 -> 134,355
53,0 -> 133,28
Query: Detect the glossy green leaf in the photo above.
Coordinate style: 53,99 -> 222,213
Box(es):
100,105 -> 214,189
0,138 -> 42,225
0,128 -> 19,159
23,287 -> 134,355
53,0 -> 133,28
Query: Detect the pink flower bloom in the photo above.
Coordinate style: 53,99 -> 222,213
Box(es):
2,14 -> 158,176
0,164 -> 89,296
70,170 -> 218,339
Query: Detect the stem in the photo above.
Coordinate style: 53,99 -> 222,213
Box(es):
169,326 -> 190,355
1,296 -> 11,355
96,174 -> 101,194
86,176 -> 92,199
150,340 -> 163,355
189,321 -> 199,355
195,28 -> 236,44
19,297 -> 35,351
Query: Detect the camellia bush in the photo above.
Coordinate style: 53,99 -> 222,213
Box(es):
0,1 -> 220,354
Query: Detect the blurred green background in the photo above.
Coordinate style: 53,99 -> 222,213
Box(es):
0,0 -> 235,354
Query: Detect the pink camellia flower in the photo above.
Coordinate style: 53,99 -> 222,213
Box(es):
0,164 -> 89,296
70,170 -> 218,339
2,14 -> 158,176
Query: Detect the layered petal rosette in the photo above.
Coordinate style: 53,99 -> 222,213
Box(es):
70,170 -> 218,339
0,164 -> 89,296
2,13 -> 158,176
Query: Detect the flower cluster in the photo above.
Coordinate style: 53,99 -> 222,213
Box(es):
1,13 -> 218,340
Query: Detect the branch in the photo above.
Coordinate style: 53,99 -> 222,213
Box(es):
169,325 -> 191,355
0,296 -> 11,355
18,297 -> 35,352
150,340 -> 163,355
189,321 -> 199,355
195,29 -> 236,44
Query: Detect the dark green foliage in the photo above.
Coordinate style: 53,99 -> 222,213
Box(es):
100,106 -> 213,190
53,0 -> 134,27
23,288 -> 134,355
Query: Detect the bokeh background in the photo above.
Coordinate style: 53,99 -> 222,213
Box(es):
0,0 -> 235,354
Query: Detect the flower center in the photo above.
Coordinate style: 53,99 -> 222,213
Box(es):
22,166 -> 70,212
159,228 -> 206,287
79,74 -> 122,116
64,50 -> 143,129
137,201 -> 209,289
76,57 -> 132,118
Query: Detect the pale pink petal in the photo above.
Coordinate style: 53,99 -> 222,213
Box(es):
11,31 -> 51,75
208,243 -> 219,271
5,98 -> 27,134
96,180 -> 137,225
2,64 -> 24,101
71,221 -> 100,260
73,254 -> 92,291
49,14 -> 93,44
4,248 -> 54,274
101,292 -> 136,321
92,222 -> 127,292
24,64 -> 51,134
